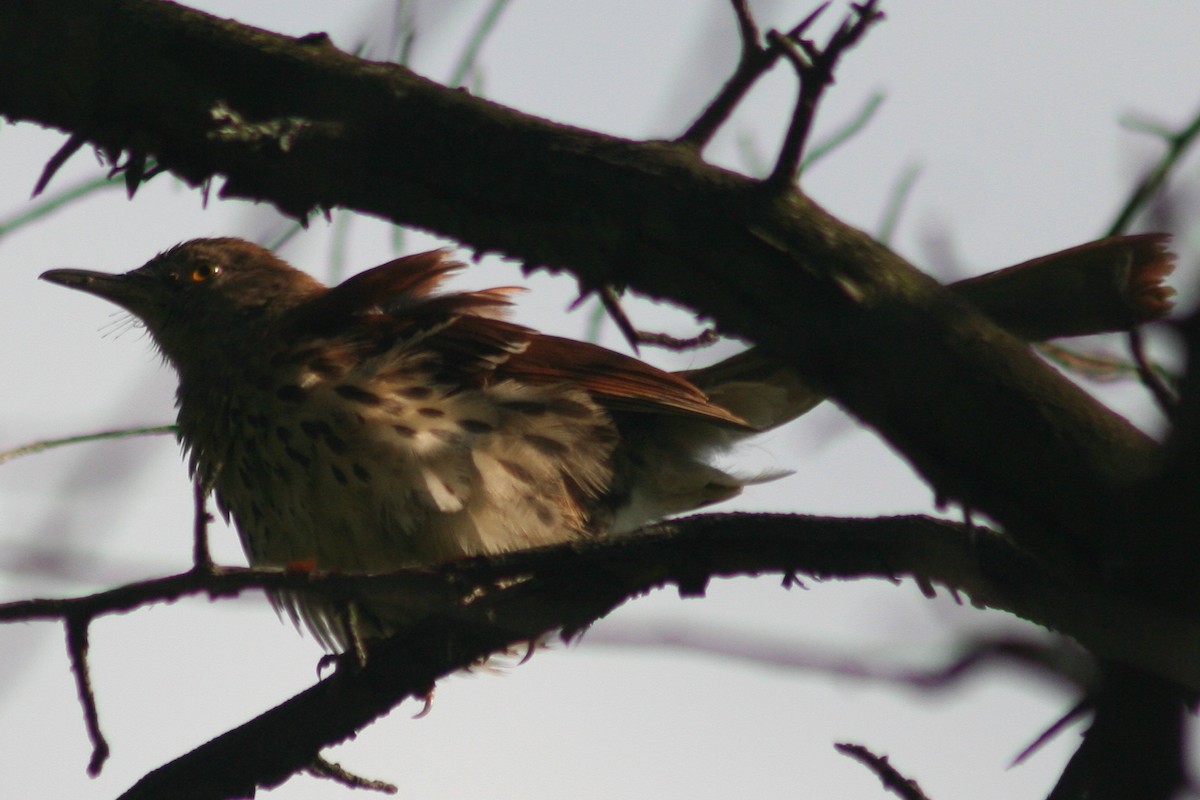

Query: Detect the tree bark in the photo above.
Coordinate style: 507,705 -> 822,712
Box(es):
0,0 -> 1170,590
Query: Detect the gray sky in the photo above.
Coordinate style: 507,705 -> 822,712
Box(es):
1,2 -> 1198,798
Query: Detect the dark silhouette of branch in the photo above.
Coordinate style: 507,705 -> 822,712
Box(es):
835,743 -> 932,800
1107,105 -> 1200,418
32,133 -> 87,197
65,615 -> 108,776
677,1 -> 830,149
765,0 -> 885,188
0,1 -> 1175,597
1046,664 -> 1189,800
3,3 -> 1200,797
1107,105 -> 1200,238
588,284 -> 719,354
1117,113 -> 1200,417
3,512 -> 1200,796
1128,326 -> 1178,415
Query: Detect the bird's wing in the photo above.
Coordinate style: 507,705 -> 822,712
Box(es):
286,249 -> 750,428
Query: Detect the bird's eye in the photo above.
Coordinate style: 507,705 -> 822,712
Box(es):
190,263 -> 222,283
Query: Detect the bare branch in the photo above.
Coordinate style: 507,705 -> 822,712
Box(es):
65,615 -> 109,776
306,756 -> 397,795
0,1 -> 1173,589
835,743 -> 932,800
591,285 -> 719,353
677,1 -> 829,148
1046,664 -> 1188,800
1107,104 -> 1200,238
2,512 -> 1198,794
1011,699 -> 1089,767
1128,326 -> 1178,416
1102,105 -> 1200,419
765,1 -> 885,188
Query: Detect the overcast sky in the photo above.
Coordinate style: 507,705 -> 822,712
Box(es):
2,2 -> 1199,799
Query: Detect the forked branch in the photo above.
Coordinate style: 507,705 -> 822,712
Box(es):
678,1 -> 830,149
766,0 -> 884,188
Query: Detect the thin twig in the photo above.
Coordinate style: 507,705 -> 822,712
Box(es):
766,1 -> 885,189
1037,342 -> 1154,384
598,285 -> 643,353
66,615 -> 109,776
835,743 -> 932,800
1106,106 -> 1200,238
594,286 -> 721,353
0,172 -> 123,240
1105,106 -> 1200,419
0,425 -> 177,466
1127,327 -> 1178,416
636,328 -> 720,351
307,756 -> 397,794
1010,698 -> 1090,767
678,1 -> 830,148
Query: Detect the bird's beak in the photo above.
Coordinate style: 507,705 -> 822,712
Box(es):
40,268 -> 157,317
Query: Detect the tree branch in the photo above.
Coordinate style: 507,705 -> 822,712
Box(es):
764,0 -> 885,188
677,1 -> 829,149
835,743 -> 931,800
0,511 -> 1195,796
0,0 -> 1177,596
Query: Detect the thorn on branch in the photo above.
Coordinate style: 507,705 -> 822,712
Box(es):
1010,698 -> 1089,767
66,615 -> 110,776
765,1 -> 885,190
781,570 -> 807,589
33,134 -> 87,198
122,152 -> 147,199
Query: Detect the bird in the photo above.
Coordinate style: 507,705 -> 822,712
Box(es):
40,234 -> 1174,648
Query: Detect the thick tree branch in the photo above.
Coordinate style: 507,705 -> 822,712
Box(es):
6,513 -> 1200,692
0,0 -> 1175,597
3,512 -> 1198,797
103,512 -> 1200,798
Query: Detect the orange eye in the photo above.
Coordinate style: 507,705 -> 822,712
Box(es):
190,263 -> 221,283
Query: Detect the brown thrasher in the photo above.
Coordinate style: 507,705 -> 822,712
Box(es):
41,234 -> 1174,647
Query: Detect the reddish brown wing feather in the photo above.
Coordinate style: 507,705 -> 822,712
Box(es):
285,250 -> 468,336
499,334 -> 752,428
288,249 -> 749,428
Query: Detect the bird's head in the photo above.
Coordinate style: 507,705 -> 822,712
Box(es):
41,238 -> 326,371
